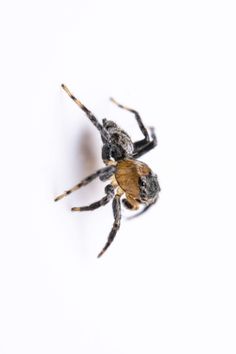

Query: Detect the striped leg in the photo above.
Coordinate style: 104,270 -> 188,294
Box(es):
61,84 -> 109,141
54,166 -> 115,202
71,184 -> 114,211
97,194 -> 121,258
110,97 -> 150,141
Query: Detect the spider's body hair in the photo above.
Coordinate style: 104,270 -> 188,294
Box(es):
55,84 -> 160,257
102,119 -> 134,161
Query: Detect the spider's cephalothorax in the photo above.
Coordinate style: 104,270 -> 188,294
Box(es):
115,160 -> 160,204
55,84 -> 160,258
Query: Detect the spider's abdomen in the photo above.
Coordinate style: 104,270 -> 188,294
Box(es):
102,119 -> 134,161
115,160 -> 160,203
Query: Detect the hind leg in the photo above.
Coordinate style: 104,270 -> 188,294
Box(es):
61,84 -> 109,141
133,127 -> 157,158
110,97 -> 150,142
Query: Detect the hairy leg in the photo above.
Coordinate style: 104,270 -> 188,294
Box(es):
110,97 -> 150,141
133,138 -> 148,150
133,127 -> 157,159
97,194 -> 121,258
61,84 -> 109,141
54,166 -> 115,202
128,197 -> 158,220
122,197 -> 140,211
71,184 -> 114,211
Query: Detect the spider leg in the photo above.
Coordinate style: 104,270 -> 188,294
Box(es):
71,184 -> 114,211
54,166 -> 115,202
97,194 -> 121,258
133,127 -> 157,159
122,198 -> 140,210
133,138 -> 148,150
61,84 -> 109,141
110,97 -> 150,142
128,197 -> 158,220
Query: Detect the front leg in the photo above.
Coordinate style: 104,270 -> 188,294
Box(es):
71,185 -> 114,211
97,194 -> 121,258
128,196 -> 159,220
122,197 -> 140,211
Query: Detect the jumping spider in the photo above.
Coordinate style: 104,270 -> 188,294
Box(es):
55,84 -> 161,257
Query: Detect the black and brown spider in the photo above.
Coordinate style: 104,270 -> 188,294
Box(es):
55,84 -> 161,257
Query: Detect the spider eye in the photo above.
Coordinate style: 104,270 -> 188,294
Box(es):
139,173 -> 160,202
140,179 -> 146,187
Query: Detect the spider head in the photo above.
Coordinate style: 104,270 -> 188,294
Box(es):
115,160 -> 160,205
139,172 -> 160,203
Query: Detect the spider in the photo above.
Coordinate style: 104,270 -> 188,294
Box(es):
55,84 -> 161,258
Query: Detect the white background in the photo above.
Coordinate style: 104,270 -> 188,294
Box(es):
0,1 -> 236,353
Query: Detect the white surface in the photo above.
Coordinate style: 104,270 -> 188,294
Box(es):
0,1 -> 236,353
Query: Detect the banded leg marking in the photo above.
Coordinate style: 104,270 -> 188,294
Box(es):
71,184 -> 114,211
61,84 -> 108,140
54,166 -> 115,202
